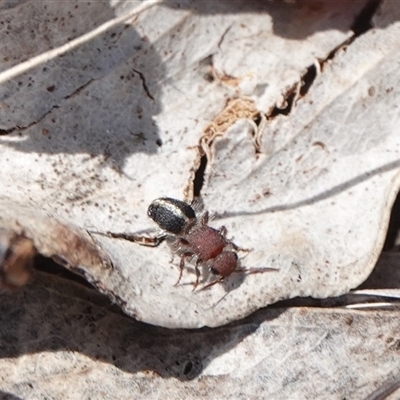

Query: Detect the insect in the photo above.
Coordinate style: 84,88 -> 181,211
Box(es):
100,197 -> 277,290
171,211 -> 241,290
147,198 -> 277,290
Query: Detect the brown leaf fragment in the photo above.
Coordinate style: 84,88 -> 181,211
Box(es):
0,230 -> 35,290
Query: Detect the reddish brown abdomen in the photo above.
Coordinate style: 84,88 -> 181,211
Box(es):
187,226 -> 225,261
210,252 -> 238,277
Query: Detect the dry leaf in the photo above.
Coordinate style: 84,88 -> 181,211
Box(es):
0,273 -> 399,399
0,0 -> 398,331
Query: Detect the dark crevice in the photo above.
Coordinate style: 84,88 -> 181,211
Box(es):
64,78 -> 93,100
33,254 -> 94,289
132,68 -> 154,100
351,0 -> 381,36
269,61 -> 319,118
0,127 -> 14,135
269,85 -> 298,118
252,113 -> 263,127
318,0 -> 381,71
183,360 -> 193,375
193,154 -> 207,197
299,64 -> 317,98
318,39 -> 352,72
383,190 -> 400,251
192,0 -> 382,196
269,0 -> 381,119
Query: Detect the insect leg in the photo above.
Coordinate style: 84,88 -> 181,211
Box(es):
175,252 -> 193,287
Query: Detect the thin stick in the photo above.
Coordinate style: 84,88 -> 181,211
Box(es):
90,230 -> 166,247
